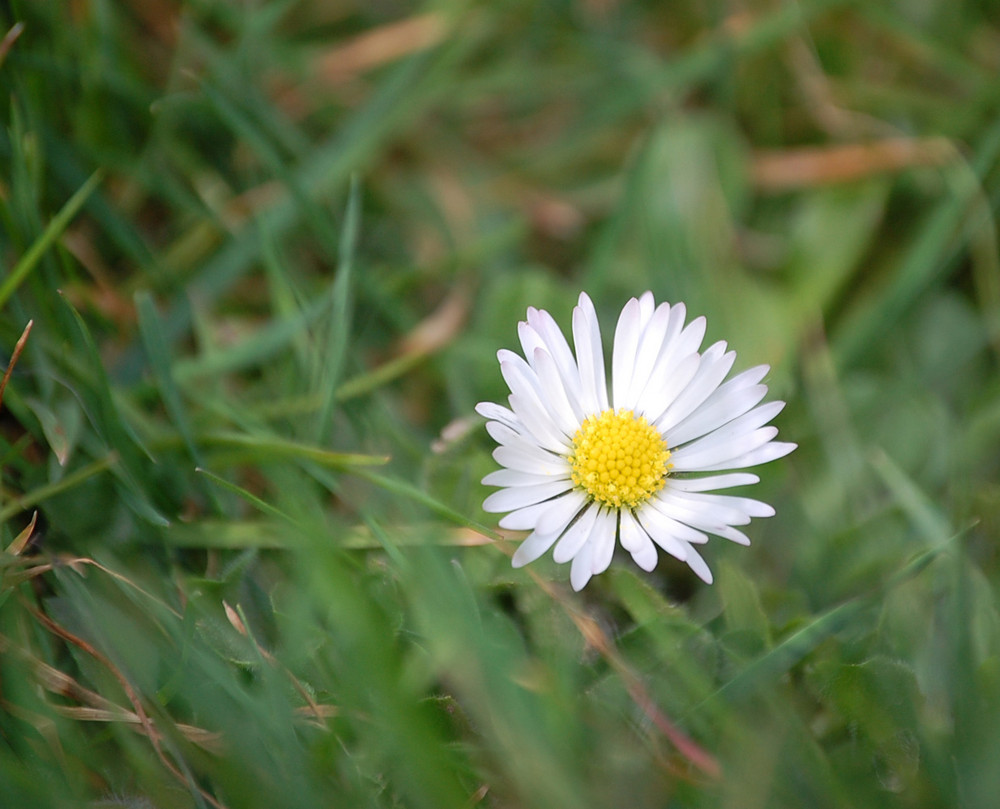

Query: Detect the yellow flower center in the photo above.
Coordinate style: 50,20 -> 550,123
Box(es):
569,408 -> 671,510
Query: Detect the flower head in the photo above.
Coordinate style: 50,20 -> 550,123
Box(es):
476,292 -> 795,590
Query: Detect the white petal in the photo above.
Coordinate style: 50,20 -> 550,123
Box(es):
482,480 -> 573,513
660,488 -> 773,524
652,492 -> 742,531
676,400 -> 785,455
631,540 -> 659,572
625,303 -> 673,409
507,393 -> 571,454
498,501 -> 552,531
531,347 -> 582,435
650,302 -> 689,368
612,297 -> 642,409
485,420 -> 537,450
475,401 -> 520,430
526,308 -> 586,420
666,488 -> 775,518
636,352 -> 700,424
590,509 -> 618,575
715,525 -> 752,545
643,314 -> 706,400
501,355 -> 572,453
636,291 -> 656,328
632,303 -> 692,412
716,494 -> 774,518
644,496 -> 716,542
675,314 -> 707,355
667,473 -> 760,492
681,542 -> 714,583
621,511 -> 660,570
667,378 -> 773,446
572,293 -> 609,413
526,308 -> 575,373
536,489 -> 588,536
517,320 -> 547,369
634,502 -> 694,560
498,367 -> 569,451
481,468 -> 570,488
553,503 -> 600,563
512,530 -> 560,568
619,510 -> 658,572
670,426 -> 779,472
656,342 -> 735,433
570,540 -> 595,591
492,444 -> 568,477
693,441 -> 795,472
673,363 -> 770,434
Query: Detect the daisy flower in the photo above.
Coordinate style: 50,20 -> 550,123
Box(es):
476,291 -> 795,591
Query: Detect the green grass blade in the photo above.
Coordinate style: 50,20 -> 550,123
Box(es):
195,468 -> 298,527
0,169 -> 103,310
315,175 -> 360,445
0,454 -> 116,524
833,117 -> 1000,365
196,432 -> 388,469
135,291 -> 202,466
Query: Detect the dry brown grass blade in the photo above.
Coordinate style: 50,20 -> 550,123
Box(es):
0,319 -> 32,411
1,553 -> 184,620
1,697 -> 68,766
751,137 -> 955,191
22,600 -> 230,809
0,21 -> 24,68
464,782 -> 490,806
314,13 -> 448,84
0,631 -> 224,752
1,629 -> 141,712
396,285 -> 471,357
51,705 -> 224,751
488,532 -> 721,780
272,12 -> 450,117
531,569 -> 721,780
5,510 -> 37,556
223,599 -> 332,725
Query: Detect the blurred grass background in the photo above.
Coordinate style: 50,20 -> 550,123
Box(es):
1,0 -> 999,807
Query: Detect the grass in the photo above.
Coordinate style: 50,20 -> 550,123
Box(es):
1,1 -> 999,807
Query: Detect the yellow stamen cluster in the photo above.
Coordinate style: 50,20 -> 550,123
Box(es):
569,408 -> 671,510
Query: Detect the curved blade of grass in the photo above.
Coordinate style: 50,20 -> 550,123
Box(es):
352,467 -> 501,541
315,175 -> 360,444
0,319 -> 32,411
870,449 -> 953,545
199,79 -> 339,251
694,530 -> 962,716
833,117 -> 1000,366
333,351 -> 430,403
695,598 -> 866,715
4,510 -> 37,556
195,468 -> 298,527
152,38 -> 469,348
136,292 -> 202,466
59,295 -> 169,525
0,454 -> 116,524
0,169 -> 103,310
0,22 -> 24,67
172,291 -> 329,382
197,432 -> 388,469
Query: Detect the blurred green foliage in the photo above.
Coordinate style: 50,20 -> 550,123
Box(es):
1,0 -> 999,807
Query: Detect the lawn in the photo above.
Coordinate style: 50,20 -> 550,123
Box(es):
1,1 -> 999,807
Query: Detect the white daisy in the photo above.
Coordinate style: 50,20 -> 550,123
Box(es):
476,291 -> 796,591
